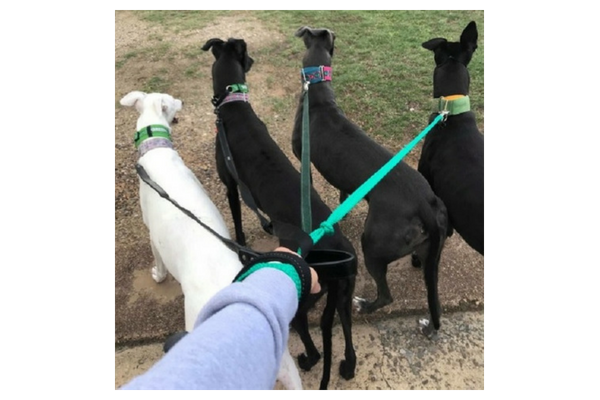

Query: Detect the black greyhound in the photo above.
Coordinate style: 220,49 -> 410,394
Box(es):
202,38 -> 357,389
420,21 -> 484,255
292,27 -> 450,338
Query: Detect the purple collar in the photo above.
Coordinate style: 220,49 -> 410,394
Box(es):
138,137 -> 173,157
217,92 -> 249,109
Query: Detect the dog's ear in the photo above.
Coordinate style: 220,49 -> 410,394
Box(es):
160,95 -> 183,113
295,26 -> 311,38
460,21 -> 478,53
159,95 -> 183,123
295,26 -> 313,49
295,26 -> 335,54
325,30 -> 336,56
422,38 -> 447,52
232,39 -> 254,72
120,91 -> 146,113
202,38 -> 226,59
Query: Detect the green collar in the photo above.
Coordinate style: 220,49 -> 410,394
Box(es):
134,125 -> 171,148
226,83 -> 249,93
433,95 -> 470,116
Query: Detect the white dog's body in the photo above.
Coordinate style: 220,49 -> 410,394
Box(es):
138,147 -> 242,327
120,91 -> 302,390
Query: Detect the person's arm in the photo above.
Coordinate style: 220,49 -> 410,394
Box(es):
121,250 -> 316,390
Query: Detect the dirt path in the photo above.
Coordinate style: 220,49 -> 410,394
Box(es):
115,11 -> 484,389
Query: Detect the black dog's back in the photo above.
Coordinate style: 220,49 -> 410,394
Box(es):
420,21 -> 484,255
419,113 -> 483,253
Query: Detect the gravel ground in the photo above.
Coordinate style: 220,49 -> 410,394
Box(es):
116,310 -> 483,390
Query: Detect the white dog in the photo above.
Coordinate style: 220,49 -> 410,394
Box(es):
119,91 -> 303,390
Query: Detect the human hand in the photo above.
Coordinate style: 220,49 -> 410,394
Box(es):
273,246 -> 321,294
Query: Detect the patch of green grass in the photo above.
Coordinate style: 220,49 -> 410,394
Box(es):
115,51 -> 138,69
271,97 -> 291,116
148,33 -> 164,42
145,42 -> 172,61
182,45 -> 205,59
184,62 -> 205,79
143,76 -> 171,93
117,43 -> 173,69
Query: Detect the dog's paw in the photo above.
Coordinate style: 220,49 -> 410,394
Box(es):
418,318 -> 439,340
353,296 -> 366,312
297,352 -> 320,371
339,360 -> 356,380
152,265 -> 167,283
353,296 -> 377,313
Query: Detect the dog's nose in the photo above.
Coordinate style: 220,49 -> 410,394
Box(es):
181,101 -> 185,106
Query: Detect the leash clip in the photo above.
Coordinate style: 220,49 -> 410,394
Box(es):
301,68 -> 310,92
439,98 -> 450,122
439,110 -> 449,122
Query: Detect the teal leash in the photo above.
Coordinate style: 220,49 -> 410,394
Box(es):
307,113 -> 445,246
299,66 -> 445,251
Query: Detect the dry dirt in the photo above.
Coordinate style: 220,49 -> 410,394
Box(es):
115,11 -> 484,390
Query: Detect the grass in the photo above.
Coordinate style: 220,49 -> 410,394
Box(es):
254,10 -> 484,140
115,51 -> 138,69
184,62 -> 205,79
143,76 -> 171,93
119,10 -> 484,142
116,43 -> 173,69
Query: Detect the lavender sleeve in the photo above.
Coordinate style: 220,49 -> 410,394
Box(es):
120,267 -> 298,390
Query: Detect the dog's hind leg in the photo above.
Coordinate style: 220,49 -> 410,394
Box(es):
415,230 -> 444,339
336,278 -> 356,381
353,246 -> 394,314
150,241 -> 167,283
319,282 -> 338,390
291,308 -> 321,371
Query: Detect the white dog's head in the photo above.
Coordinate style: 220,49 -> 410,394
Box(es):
120,91 -> 183,129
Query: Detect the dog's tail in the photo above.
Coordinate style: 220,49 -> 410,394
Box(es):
421,197 -> 449,331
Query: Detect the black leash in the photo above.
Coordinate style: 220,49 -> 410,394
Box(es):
136,163 -> 355,280
135,163 -> 260,264
213,102 -> 273,235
